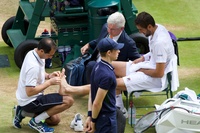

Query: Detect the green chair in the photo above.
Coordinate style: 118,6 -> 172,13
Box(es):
127,71 -> 173,109
127,71 -> 174,128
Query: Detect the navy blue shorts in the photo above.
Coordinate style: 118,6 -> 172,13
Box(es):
22,93 -> 63,114
95,112 -> 117,133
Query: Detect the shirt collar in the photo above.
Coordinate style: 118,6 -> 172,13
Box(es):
100,60 -> 114,70
32,49 -> 45,66
112,31 -> 122,42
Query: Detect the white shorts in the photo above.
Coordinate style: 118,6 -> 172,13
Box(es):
122,61 -> 162,93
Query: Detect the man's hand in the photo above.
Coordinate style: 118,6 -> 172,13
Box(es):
49,77 -> 62,85
87,122 -> 95,133
84,117 -> 95,133
84,116 -> 91,132
81,43 -> 90,55
49,71 -> 61,79
132,56 -> 144,64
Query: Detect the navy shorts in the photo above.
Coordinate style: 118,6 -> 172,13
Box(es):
95,111 -> 117,133
22,93 -> 63,114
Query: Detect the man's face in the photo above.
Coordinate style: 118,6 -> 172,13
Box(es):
42,49 -> 55,59
107,24 -> 123,37
136,25 -> 152,37
108,49 -> 120,61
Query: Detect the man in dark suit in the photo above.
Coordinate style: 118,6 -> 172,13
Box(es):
81,12 -> 140,81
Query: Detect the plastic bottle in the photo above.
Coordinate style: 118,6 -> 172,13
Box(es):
128,100 -> 136,125
58,46 -> 65,65
64,45 -> 71,60
41,29 -> 50,37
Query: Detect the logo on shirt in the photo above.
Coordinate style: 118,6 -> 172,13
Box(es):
157,54 -> 163,57
126,77 -> 131,81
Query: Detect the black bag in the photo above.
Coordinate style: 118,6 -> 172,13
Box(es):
64,53 -> 91,86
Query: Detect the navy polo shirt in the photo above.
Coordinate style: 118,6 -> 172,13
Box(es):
90,60 -> 116,114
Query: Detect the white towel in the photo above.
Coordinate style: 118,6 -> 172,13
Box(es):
129,61 -> 155,73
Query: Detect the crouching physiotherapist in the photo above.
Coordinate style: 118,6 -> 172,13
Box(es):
13,38 -> 74,133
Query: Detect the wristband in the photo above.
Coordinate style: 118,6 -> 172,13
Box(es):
87,111 -> 92,117
91,117 -> 97,123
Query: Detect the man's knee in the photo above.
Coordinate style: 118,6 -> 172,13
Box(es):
46,115 -> 61,126
63,96 -> 74,107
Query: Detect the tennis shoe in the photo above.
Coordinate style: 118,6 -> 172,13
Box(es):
28,118 -> 54,133
70,113 -> 84,132
12,105 -> 25,128
121,107 -> 128,118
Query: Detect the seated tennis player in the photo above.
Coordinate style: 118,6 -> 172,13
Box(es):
112,11 -> 178,93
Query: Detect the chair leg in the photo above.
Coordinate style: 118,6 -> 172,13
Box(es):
126,95 -> 129,110
170,90 -> 173,98
123,91 -> 129,109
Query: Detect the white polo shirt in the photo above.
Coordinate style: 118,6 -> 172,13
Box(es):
16,49 -> 45,106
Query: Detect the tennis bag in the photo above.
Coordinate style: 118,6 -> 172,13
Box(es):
155,99 -> 200,133
134,98 -> 200,133
64,53 -> 91,86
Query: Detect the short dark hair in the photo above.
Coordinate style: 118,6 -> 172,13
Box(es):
135,12 -> 155,28
38,38 -> 57,53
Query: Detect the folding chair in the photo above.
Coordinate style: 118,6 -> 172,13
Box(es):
128,71 -> 173,108
127,71 -> 175,128
124,71 -> 173,109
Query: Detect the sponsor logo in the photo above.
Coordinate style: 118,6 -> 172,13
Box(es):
181,120 -> 200,125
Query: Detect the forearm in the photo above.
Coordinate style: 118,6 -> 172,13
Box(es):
91,88 -> 107,121
92,103 -> 102,120
139,66 -> 164,78
88,91 -> 92,111
139,69 -> 157,77
133,56 -> 145,64
26,80 -> 51,96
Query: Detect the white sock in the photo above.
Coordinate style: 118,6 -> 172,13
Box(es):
34,112 -> 49,123
21,110 -> 35,117
116,94 -> 125,109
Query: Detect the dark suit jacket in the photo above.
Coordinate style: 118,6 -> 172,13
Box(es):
89,23 -> 140,61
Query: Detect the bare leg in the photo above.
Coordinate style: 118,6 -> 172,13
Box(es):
112,61 -> 127,77
45,114 -> 60,126
59,68 -> 90,97
116,78 -> 127,91
112,62 -> 128,110
45,95 -> 74,117
115,75 -> 128,112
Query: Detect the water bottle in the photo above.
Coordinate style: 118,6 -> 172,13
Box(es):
128,101 -> 136,125
41,29 -> 50,37
58,46 -> 65,65
64,45 -> 71,60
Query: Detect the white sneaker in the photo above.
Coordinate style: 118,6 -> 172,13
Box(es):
121,107 -> 128,119
70,113 -> 84,132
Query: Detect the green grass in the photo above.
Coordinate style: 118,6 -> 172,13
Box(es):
134,0 -> 200,37
1,0 -> 200,133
